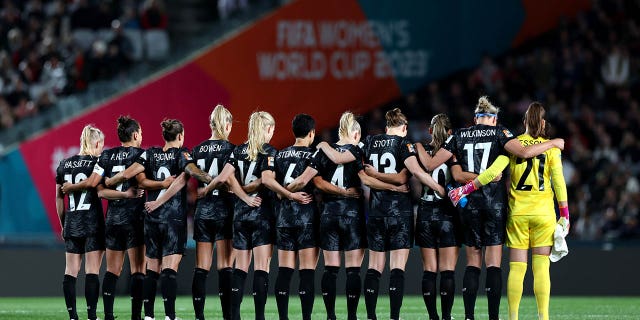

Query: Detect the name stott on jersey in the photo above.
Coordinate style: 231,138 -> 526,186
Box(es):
192,139 -> 235,220
136,147 -> 194,222
270,145 -> 318,227
93,146 -> 145,225
56,155 -> 104,237
444,124 -> 515,209
361,134 -> 416,217
227,143 -> 277,221
314,143 -> 363,211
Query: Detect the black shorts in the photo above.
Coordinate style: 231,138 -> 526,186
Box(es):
366,216 -> 414,252
144,220 -> 187,259
415,203 -> 460,249
320,214 -> 366,251
194,216 -> 233,243
65,235 -> 105,254
276,224 -> 318,251
105,222 -> 144,251
460,207 -> 507,248
233,217 -> 274,250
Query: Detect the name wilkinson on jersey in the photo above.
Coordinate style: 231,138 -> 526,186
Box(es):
460,129 -> 498,138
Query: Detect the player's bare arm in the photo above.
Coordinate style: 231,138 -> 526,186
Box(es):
286,166 -> 318,192
262,169 -> 312,204
144,173 -> 188,212
316,141 -> 357,164
358,170 -> 409,193
363,165 -> 409,185
415,142 -> 453,172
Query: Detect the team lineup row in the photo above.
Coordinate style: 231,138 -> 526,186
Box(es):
56,96 -> 569,320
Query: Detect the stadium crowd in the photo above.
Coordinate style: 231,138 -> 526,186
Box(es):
0,0 -> 167,131
355,0 -> 640,241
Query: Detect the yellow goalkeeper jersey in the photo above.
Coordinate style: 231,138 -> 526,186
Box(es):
508,134 -> 568,216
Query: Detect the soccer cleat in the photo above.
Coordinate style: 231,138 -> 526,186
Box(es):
447,185 -> 468,208
144,317 -> 155,320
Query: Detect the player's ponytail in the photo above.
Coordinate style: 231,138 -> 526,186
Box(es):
338,111 -> 361,140
475,96 -> 500,116
525,102 -> 549,139
79,124 -> 104,156
247,111 -> 275,161
385,108 -> 408,128
161,119 -> 184,142
116,115 -> 140,143
210,104 -> 233,140
430,113 -> 451,153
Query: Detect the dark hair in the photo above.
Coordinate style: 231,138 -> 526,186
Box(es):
161,118 -> 184,142
385,108 -> 408,127
117,115 -> 140,143
524,102 -> 548,139
292,113 -> 315,138
430,113 -> 451,152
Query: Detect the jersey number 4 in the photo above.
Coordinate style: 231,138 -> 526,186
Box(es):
197,158 -> 220,195
64,173 -> 91,211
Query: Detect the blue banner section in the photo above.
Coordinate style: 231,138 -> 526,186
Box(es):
357,0 -> 524,94
0,150 -> 49,236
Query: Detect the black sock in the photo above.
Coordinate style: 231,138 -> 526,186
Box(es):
485,267 -> 502,320
219,267 -> 233,320
275,267 -> 294,320
364,269 -> 381,320
102,272 -> 119,320
253,270 -> 269,320
85,273 -> 100,320
143,270 -> 159,318
299,269 -> 315,320
192,268 -> 208,320
463,266 -> 481,320
345,267 -> 361,320
389,268 -> 405,320
440,271 -> 455,320
422,271 -> 438,320
321,266 -> 339,320
231,269 -> 248,320
63,274 -> 78,319
130,272 -> 145,320
161,269 -> 178,320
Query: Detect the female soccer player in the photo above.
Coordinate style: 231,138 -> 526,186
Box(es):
414,114 -> 478,320
56,125 -> 105,320
358,108 -> 444,320
451,103 -> 570,320
260,113 -> 318,320
418,97 -> 563,320
189,105 -> 237,320
313,111 -> 412,320
108,119 -> 213,320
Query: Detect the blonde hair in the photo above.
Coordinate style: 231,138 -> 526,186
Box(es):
475,96 -> 500,115
247,111 -> 275,161
430,113 -> 451,153
338,111 -> 361,140
209,104 -> 233,140
79,125 -> 104,156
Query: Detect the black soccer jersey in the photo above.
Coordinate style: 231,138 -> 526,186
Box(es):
314,143 -> 363,202
192,139 -> 235,220
269,145 -> 318,227
135,146 -> 194,222
227,143 -> 277,221
443,124 -> 515,209
417,143 -> 456,219
56,155 -> 104,237
93,146 -> 145,225
361,134 -> 415,217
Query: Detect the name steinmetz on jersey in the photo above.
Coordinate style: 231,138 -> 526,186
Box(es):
56,155 -> 104,237
273,145 -> 317,227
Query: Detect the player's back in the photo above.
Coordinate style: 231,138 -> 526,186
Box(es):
192,139 -> 235,220
362,134 -> 414,217
445,124 -> 515,209
56,154 -> 104,237
508,134 -> 561,216
229,143 -> 276,220
273,144 -> 317,226
315,143 -> 363,201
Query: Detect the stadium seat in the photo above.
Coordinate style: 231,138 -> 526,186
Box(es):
124,29 -> 144,61
144,30 -> 170,61
96,28 -> 115,42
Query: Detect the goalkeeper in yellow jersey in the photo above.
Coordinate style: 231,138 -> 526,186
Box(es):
449,102 -> 569,320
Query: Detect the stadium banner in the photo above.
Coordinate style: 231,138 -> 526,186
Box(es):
1,0 -> 589,236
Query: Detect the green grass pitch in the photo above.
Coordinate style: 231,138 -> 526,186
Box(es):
0,296 -> 638,319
